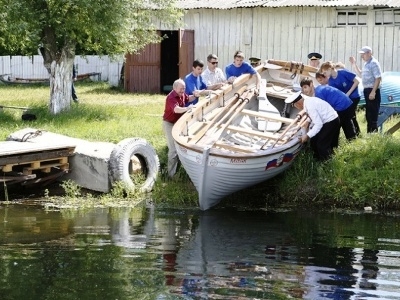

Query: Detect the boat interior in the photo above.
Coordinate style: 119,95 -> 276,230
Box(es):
173,60 -> 318,154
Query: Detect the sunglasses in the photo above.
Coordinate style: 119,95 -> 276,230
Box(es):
210,61 -> 218,65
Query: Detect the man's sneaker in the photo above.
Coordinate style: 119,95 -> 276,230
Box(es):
73,98 -> 79,103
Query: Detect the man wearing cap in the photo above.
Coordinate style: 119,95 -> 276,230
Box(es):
308,52 -> 322,68
249,57 -> 261,67
349,46 -> 382,133
285,92 -> 340,161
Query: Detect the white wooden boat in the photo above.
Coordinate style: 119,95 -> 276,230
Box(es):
172,59 -> 318,210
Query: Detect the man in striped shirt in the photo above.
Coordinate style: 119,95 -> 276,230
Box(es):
349,46 -> 382,133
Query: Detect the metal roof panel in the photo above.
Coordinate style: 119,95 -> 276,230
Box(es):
175,0 -> 400,9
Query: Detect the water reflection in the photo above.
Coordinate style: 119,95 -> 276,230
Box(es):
1,204 -> 400,299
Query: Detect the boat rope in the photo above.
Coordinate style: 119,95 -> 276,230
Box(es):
21,130 -> 44,142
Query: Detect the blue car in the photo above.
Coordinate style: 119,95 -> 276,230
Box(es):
359,72 -> 400,106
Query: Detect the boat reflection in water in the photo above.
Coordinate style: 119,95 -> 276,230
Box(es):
156,209 -> 400,299
1,205 -> 400,299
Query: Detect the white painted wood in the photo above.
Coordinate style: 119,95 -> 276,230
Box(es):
175,7 -> 399,74
0,55 -> 123,86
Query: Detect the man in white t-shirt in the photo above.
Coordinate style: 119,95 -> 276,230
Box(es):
202,54 -> 226,90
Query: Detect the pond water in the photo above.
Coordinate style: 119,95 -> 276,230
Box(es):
1,203 -> 400,300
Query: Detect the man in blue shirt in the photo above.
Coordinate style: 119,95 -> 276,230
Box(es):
225,50 -> 260,90
184,59 -> 210,106
301,77 -> 357,142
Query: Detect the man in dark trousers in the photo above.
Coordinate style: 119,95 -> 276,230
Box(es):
349,46 -> 382,133
72,64 -> 79,103
285,92 -> 340,161
300,77 -> 357,143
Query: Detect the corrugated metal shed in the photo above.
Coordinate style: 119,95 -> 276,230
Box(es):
176,0 -> 400,9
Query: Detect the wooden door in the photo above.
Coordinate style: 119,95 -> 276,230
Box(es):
179,29 -> 195,79
125,35 -> 161,93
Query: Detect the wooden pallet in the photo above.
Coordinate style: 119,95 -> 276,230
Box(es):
1,157 -> 69,175
0,142 -> 75,186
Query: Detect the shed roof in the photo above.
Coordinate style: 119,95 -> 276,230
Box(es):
176,0 -> 400,9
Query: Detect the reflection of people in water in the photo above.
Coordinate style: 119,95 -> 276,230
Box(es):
359,249 -> 379,289
303,244 -> 357,299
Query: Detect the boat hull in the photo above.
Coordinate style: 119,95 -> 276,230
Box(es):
175,138 -> 302,210
359,72 -> 400,106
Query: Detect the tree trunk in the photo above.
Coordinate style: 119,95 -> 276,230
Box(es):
49,58 -> 74,115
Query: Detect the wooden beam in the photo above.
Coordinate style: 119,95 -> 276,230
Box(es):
385,120 -> 400,135
226,125 -> 282,140
241,109 -> 293,124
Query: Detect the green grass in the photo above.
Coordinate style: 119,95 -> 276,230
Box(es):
0,81 -> 198,207
2,81 -> 400,210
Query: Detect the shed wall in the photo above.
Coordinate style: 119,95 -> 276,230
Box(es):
175,7 -> 399,73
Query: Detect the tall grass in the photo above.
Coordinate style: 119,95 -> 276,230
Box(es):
277,133 -> 400,210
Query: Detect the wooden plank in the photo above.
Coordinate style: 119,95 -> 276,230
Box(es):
2,165 -> 13,172
0,174 -> 36,183
0,141 -> 75,156
241,109 -> 293,124
226,125 -> 281,140
386,121 -> 400,135
23,163 -> 69,175
0,147 -> 74,166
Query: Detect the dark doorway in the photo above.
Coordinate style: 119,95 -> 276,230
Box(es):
161,31 -> 179,94
124,30 -> 193,94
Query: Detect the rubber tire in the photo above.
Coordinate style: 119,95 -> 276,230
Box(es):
109,138 -> 160,192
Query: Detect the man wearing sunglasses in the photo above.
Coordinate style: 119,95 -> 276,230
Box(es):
202,54 -> 226,90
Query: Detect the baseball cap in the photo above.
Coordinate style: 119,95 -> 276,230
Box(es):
359,46 -> 372,54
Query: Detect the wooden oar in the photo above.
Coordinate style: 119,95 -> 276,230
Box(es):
189,85 -> 247,144
263,111 -> 307,149
267,59 -> 318,73
283,114 -> 310,139
206,89 -> 256,146
0,105 -> 29,110
208,89 -> 252,133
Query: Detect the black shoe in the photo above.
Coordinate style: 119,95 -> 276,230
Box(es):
73,98 -> 79,103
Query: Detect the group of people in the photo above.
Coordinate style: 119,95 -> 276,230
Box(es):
162,46 -> 383,175
162,50 -> 261,177
286,46 -> 382,161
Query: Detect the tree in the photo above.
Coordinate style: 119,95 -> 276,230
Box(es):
0,0 -> 183,114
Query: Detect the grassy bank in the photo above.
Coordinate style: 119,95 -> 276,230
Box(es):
1,81 -> 400,210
